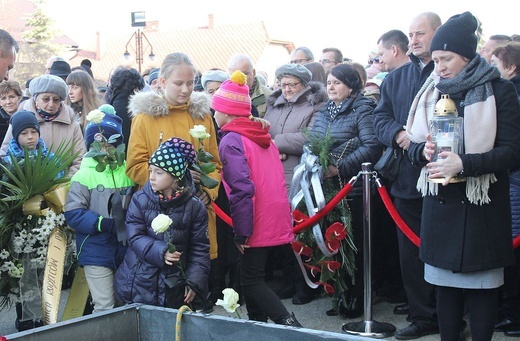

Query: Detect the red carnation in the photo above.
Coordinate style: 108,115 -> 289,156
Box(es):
325,222 -> 347,241
292,210 -> 309,224
303,263 -> 322,277
291,241 -> 313,258
318,260 -> 341,272
326,239 -> 340,252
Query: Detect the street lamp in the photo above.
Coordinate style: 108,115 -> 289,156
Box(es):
123,11 -> 155,74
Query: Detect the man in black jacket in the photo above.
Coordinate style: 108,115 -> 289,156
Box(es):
0,29 -> 18,81
373,12 -> 441,340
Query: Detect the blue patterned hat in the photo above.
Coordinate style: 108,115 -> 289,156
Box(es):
149,137 -> 197,179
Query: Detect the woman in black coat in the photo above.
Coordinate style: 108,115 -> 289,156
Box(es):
407,12 -> 520,340
310,64 -> 383,317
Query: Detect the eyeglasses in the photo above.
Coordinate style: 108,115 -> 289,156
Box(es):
369,57 -> 380,64
319,59 -> 338,65
280,82 -> 301,89
290,59 -> 308,64
38,96 -> 61,104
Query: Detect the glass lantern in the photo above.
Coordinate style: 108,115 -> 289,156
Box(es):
428,94 -> 465,183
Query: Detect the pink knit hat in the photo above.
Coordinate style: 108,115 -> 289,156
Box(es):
211,70 -> 251,116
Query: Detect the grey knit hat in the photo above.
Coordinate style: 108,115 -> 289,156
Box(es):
29,74 -> 68,100
275,64 -> 312,85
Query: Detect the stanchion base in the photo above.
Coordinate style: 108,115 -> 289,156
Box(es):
342,320 -> 396,339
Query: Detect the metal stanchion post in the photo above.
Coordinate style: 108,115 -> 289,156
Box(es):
342,163 -> 396,338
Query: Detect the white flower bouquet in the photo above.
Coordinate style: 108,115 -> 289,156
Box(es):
0,142 -> 78,309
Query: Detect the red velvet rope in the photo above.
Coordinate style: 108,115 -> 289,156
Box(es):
292,182 -> 354,234
212,202 -> 233,227
212,181 -> 520,249
377,184 -> 520,249
212,181 -> 354,234
377,186 -> 421,247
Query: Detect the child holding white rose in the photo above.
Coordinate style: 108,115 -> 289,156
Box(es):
126,52 -> 221,265
65,104 -> 134,313
114,137 -> 210,309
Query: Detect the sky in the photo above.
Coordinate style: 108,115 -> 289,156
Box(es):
42,0 -> 518,72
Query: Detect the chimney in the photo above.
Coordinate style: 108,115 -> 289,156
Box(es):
208,14 -> 214,29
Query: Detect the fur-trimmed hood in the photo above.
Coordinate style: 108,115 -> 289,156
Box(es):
128,90 -> 211,120
267,81 -> 328,108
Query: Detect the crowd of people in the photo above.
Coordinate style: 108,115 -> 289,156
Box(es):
1,9 -> 520,340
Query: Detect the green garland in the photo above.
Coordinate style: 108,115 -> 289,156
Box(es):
296,129 -> 357,298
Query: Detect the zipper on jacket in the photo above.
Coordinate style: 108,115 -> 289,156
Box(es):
76,235 -> 90,260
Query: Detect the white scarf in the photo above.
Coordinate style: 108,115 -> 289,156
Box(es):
406,70 -> 498,205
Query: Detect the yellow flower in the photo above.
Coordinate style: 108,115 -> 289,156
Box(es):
189,125 -> 211,140
86,109 -> 105,124
216,288 -> 240,315
151,214 -> 172,234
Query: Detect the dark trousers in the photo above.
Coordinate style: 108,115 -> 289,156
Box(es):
240,245 -> 291,322
394,197 -> 437,326
347,196 -> 364,299
349,193 -> 402,299
209,186 -> 240,302
267,243 -> 305,293
437,286 -> 497,341
372,191 -> 403,295
499,246 -> 520,322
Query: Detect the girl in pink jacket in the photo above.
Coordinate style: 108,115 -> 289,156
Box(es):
213,71 -> 301,327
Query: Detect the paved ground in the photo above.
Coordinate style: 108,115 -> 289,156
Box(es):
1,285 -> 515,340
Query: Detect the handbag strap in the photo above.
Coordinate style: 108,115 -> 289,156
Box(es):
331,137 -> 356,164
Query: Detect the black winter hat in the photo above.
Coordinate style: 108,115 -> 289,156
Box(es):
430,11 -> 478,60
49,60 -> 72,78
11,110 -> 40,142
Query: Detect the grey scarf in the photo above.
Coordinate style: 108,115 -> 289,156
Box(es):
407,55 -> 501,205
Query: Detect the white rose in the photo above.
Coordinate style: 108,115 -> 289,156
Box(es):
86,109 -> 105,124
215,288 -> 240,313
151,214 -> 172,234
189,125 -> 211,140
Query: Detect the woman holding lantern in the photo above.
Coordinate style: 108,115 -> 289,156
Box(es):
406,12 -> 520,340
